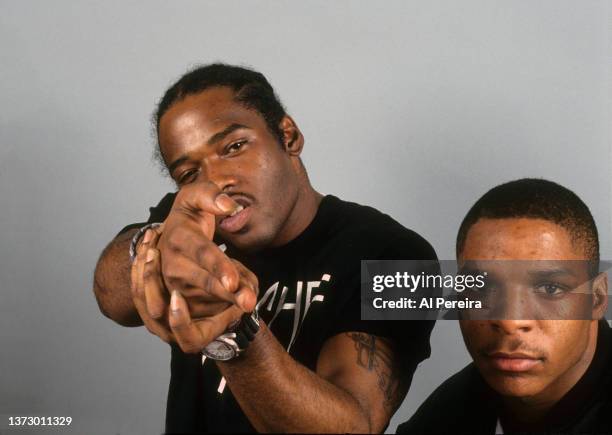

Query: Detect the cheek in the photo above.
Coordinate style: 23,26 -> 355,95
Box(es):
256,155 -> 298,203
460,321 -> 490,354
544,321 -> 589,369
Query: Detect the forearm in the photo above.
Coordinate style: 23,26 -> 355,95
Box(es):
217,323 -> 372,433
93,229 -> 142,327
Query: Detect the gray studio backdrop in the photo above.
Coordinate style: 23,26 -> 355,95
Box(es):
1,1 -> 611,434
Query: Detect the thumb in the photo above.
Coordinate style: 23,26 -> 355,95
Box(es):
173,181 -> 242,237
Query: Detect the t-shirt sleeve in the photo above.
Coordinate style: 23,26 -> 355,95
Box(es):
116,192 -> 176,236
326,227 -> 439,375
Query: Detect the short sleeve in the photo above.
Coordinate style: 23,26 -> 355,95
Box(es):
326,228 -> 439,374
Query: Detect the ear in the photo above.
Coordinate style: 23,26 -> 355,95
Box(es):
591,272 -> 608,320
278,115 -> 304,156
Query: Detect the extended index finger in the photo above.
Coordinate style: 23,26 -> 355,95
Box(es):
173,180 -> 242,219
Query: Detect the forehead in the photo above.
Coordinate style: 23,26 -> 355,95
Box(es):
461,218 -> 586,261
158,87 -> 264,155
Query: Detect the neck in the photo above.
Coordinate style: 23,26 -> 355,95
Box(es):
501,321 -> 599,429
269,182 -> 323,248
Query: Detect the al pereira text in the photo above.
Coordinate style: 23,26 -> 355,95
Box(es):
372,297 -> 482,310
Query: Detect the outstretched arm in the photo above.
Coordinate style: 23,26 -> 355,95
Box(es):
93,229 -> 142,326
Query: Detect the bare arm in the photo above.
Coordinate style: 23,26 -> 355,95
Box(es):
93,229 -> 142,327
215,324 -> 407,433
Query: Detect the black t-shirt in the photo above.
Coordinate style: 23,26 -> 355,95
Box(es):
136,193 -> 438,433
397,320 -> 612,435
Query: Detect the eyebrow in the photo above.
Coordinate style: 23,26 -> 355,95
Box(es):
166,123 -> 249,174
207,123 -> 249,146
527,268 -> 577,279
458,265 -> 579,279
167,155 -> 189,175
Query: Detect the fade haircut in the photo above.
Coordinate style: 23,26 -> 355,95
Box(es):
456,178 -> 599,276
153,63 -> 286,168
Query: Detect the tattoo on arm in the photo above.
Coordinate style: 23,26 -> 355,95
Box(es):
346,332 -> 405,410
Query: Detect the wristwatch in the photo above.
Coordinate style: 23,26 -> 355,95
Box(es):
129,222 -> 162,262
202,310 -> 260,361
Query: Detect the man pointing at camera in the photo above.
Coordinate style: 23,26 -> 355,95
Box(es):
93,63 -> 437,433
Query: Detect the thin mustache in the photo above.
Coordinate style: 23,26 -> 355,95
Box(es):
226,192 -> 255,203
480,339 -> 546,359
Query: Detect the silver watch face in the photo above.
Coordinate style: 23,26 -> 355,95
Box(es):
202,338 -> 237,361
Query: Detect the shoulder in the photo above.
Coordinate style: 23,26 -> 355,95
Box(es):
396,364 -> 490,434
321,195 -> 437,260
149,192 -> 176,220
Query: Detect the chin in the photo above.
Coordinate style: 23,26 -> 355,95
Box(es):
223,230 -> 273,253
485,373 -> 546,398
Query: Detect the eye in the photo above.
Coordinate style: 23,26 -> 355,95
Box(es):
224,140 -> 247,155
177,169 -> 199,185
535,283 -> 566,296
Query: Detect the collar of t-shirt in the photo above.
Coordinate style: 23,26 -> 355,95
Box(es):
220,194 -> 339,260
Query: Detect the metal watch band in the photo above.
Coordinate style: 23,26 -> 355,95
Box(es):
129,223 -> 162,262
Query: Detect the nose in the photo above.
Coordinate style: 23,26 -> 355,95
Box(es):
488,285 -> 536,333
490,318 -> 534,334
200,159 -> 238,192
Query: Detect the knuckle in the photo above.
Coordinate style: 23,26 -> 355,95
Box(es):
165,274 -> 184,287
220,268 -> 239,290
162,265 -> 180,282
225,263 -> 240,282
142,268 -> 156,282
149,306 -> 164,319
161,262 -> 177,280
188,270 -> 207,291
188,268 -> 203,284
166,229 -> 187,252
210,260 -> 220,275
150,312 -> 163,321
202,274 -> 214,295
194,244 -> 213,266
170,324 -> 186,337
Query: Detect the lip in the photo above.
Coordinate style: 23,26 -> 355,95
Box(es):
218,205 -> 251,233
227,194 -> 252,209
486,352 -> 542,372
217,194 -> 254,234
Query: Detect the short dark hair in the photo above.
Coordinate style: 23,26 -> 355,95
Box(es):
456,178 -> 599,274
153,63 -> 286,166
